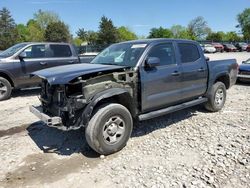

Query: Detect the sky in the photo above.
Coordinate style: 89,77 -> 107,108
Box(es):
1,0 -> 249,36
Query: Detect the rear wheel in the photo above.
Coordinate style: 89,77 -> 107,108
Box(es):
0,77 -> 12,101
85,103 -> 133,155
205,82 -> 226,112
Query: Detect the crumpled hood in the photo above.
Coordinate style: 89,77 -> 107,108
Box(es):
32,63 -> 126,85
239,64 -> 250,72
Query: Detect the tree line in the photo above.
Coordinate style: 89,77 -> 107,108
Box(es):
0,7 -> 250,50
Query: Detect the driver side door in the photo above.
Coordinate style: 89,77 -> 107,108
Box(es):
140,43 -> 182,112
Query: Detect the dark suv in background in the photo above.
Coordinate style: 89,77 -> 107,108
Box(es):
0,42 -> 81,101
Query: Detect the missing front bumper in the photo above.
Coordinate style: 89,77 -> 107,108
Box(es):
29,105 -> 62,127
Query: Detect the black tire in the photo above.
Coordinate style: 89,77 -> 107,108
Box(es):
85,103 -> 133,155
0,77 -> 12,101
204,82 -> 226,112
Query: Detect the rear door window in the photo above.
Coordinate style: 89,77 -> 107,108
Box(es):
49,45 -> 72,57
178,43 -> 200,63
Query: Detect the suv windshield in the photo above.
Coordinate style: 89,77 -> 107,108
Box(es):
0,43 -> 28,58
91,43 -> 147,67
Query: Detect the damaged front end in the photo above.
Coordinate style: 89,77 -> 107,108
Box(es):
30,68 -> 138,131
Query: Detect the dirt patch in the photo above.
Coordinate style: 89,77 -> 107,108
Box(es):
0,124 -> 29,138
2,153 -> 100,187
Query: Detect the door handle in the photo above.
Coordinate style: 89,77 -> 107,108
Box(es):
171,71 -> 180,76
40,62 -> 47,65
198,68 -> 205,72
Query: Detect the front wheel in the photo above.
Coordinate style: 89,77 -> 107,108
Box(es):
85,103 -> 133,155
204,82 -> 226,112
0,77 -> 12,101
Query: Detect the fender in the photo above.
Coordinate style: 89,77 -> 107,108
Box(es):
0,69 -> 16,87
206,72 -> 230,96
82,88 -> 133,126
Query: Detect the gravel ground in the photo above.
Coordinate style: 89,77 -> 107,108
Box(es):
0,53 -> 249,188
206,52 -> 249,64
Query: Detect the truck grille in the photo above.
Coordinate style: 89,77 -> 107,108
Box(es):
239,71 -> 250,75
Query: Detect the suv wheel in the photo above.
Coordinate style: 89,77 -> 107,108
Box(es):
85,103 -> 133,155
205,82 -> 226,112
0,77 -> 12,101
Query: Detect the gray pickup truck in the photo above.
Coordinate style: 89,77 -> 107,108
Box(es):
30,39 -> 238,155
0,42 -> 95,101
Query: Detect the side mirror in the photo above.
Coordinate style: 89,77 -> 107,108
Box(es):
18,51 -> 27,60
242,61 -> 246,64
205,56 -> 210,62
146,57 -> 160,68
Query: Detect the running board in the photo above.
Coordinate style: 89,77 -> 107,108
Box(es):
138,98 -> 208,121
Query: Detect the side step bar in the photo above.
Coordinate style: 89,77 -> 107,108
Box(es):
138,98 -> 208,121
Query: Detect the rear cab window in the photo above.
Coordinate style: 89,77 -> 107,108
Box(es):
178,43 -> 200,63
49,44 -> 72,57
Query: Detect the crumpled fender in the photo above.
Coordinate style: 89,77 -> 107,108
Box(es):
82,88 -> 131,125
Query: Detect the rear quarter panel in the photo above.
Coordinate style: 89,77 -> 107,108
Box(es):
207,59 -> 238,93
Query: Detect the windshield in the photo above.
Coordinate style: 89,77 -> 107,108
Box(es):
226,44 -> 235,48
239,43 -> 247,46
244,59 -> 250,64
0,43 -> 28,58
205,44 -> 213,47
91,43 -> 147,67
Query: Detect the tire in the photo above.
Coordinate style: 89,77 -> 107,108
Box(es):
204,82 -> 226,112
85,103 -> 133,155
0,77 -> 12,101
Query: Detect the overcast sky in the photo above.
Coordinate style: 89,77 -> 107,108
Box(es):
1,0 -> 249,36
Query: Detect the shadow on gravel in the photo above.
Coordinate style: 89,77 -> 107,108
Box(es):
27,105 -> 204,158
27,122 -> 99,158
11,87 -> 41,98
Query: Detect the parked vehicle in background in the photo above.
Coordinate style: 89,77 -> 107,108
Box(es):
30,39 -> 238,155
202,44 -> 216,53
246,44 -> 250,52
211,43 -> 224,52
238,58 -> 250,83
0,42 -> 90,101
235,42 -> 248,51
223,44 -> 237,52
77,45 -> 104,63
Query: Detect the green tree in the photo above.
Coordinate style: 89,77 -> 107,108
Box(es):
224,32 -> 242,42
117,26 -> 137,41
86,31 -> 98,45
170,25 -> 192,39
73,37 -> 84,46
34,9 -> 60,30
188,16 -> 211,40
16,24 -> 29,42
148,27 -> 173,38
76,28 -> 87,41
206,32 -> 223,42
44,21 -> 71,42
26,19 -> 44,41
237,8 -> 250,40
0,7 -> 18,50
97,16 -> 119,45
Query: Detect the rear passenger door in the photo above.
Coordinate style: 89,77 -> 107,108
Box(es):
46,44 -> 79,67
177,43 -> 208,101
141,43 -> 182,112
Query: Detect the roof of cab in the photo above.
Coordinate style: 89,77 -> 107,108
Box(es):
117,38 -> 197,45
